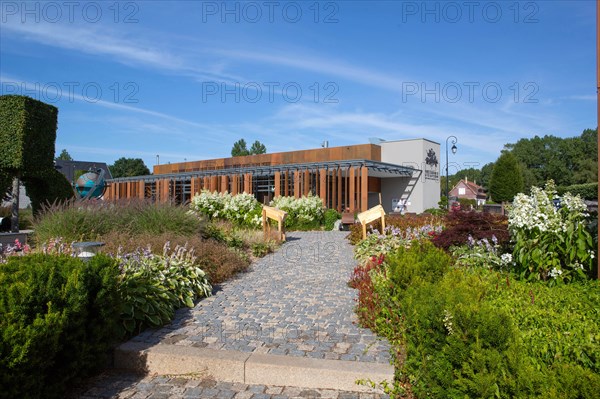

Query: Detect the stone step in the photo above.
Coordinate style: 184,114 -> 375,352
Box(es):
115,342 -> 393,394
74,369 -> 390,399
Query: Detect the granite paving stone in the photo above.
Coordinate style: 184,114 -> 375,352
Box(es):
129,232 -> 391,364
73,232 -> 392,398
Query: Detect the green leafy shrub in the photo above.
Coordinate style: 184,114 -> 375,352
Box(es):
509,181 -> 595,283
116,243 -> 212,335
457,197 -> 477,209
384,240 -> 452,292
558,182 -> 598,200
251,242 -> 273,257
0,254 -> 120,398
423,207 -> 446,216
323,208 -> 341,230
352,244 -> 600,397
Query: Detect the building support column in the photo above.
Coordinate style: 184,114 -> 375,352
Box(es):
274,171 -> 281,197
160,179 -> 170,203
221,175 -> 229,193
294,170 -> 300,198
138,181 -> 145,199
231,175 -> 239,195
244,173 -> 252,194
331,169 -> 337,211
319,168 -> 327,207
104,184 -> 112,200
349,167 -> 355,212
337,168 -> 342,211
303,169 -> 310,196
361,166 -> 368,212
283,171 -> 289,196
190,177 -> 197,197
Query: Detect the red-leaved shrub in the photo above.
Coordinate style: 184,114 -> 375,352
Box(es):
348,254 -> 385,328
432,210 -> 509,250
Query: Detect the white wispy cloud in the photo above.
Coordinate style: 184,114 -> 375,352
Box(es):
67,144 -> 206,163
0,73 -> 224,137
1,22 -> 245,84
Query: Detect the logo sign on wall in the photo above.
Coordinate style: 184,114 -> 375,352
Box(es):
424,148 -> 439,181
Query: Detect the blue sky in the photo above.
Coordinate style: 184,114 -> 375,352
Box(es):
0,1 -> 596,174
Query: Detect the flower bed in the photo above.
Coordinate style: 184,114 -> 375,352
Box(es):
349,181 -> 599,397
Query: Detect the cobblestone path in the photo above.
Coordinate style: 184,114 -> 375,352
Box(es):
131,231 -> 390,363
75,231 -> 392,398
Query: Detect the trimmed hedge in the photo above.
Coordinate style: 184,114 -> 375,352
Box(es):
0,95 -> 57,174
23,170 -> 74,214
0,254 -> 121,398
558,182 -> 598,200
0,95 -> 74,213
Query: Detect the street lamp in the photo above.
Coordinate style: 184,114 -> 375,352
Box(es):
445,136 -> 458,210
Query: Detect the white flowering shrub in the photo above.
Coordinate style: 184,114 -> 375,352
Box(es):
270,194 -> 325,229
508,180 -> 594,283
190,190 -> 262,228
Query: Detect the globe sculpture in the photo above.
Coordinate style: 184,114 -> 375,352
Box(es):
75,169 -> 107,199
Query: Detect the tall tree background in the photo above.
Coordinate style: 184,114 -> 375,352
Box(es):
55,149 -> 73,161
231,139 -> 267,156
489,152 -> 525,202
441,129 -> 597,196
109,158 -> 150,178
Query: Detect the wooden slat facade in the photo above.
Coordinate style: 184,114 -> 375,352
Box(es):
104,166 -> 390,212
103,143 -> 413,212
153,144 -> 381,175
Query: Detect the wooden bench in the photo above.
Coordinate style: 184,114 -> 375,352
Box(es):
262,206 -> 287,241
357,205 -> 386,240
340,212 -> 355,230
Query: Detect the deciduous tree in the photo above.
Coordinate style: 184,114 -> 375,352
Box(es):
109,158 -> 150,178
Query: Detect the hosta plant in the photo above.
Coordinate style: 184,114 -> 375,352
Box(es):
452,235 -> 514,270
117,243 -> 212,335
354,224 -> 443,263
508,180 -> 595,283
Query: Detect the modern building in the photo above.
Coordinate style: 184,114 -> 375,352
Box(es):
104,138 -> 441,214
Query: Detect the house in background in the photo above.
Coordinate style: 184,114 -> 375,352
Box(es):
449,177 -> 487,207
